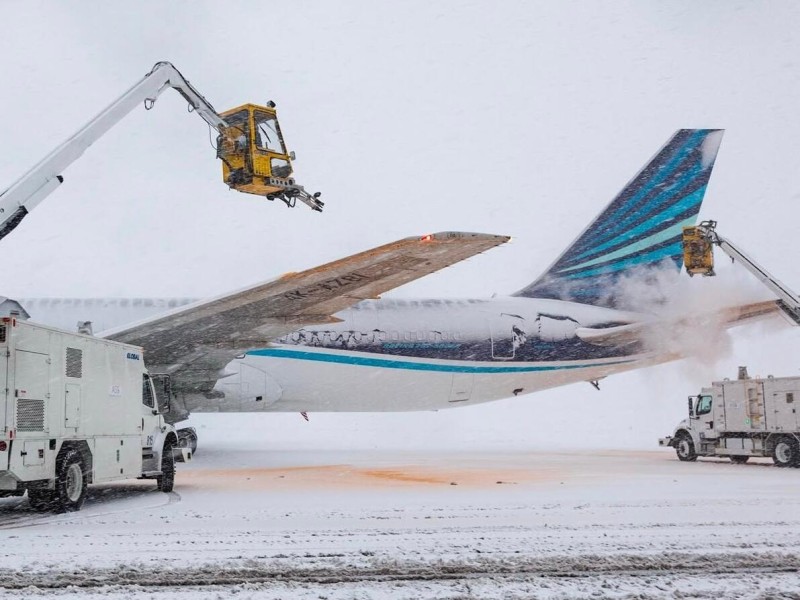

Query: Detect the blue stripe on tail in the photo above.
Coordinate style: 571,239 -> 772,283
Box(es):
514,129 -> 724,309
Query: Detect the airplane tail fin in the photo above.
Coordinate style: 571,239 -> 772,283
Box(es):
514,129 -> 724,309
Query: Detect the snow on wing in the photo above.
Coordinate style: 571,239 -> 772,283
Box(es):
100,232 -> 509,393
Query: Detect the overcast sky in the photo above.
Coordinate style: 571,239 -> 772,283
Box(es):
1,1 -> 799,448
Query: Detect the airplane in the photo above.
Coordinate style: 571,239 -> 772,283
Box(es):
18,129 -> 788,451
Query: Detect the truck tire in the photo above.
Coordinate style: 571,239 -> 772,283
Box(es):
27,489 -> 56,512
53,448 -> 88,512
157,441 -> 175,493
178,428 -> 198,456
772,437 -> 799,468
675,433 -> 697,462
729,456 -> 750,464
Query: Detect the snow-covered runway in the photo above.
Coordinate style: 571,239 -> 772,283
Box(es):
1,435 -> 799,599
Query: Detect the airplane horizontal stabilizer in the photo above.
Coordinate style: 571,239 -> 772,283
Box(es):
576,300 -> 781,349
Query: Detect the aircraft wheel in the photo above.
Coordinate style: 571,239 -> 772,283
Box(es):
675,433 -> 697,462
772,437 -> 799,468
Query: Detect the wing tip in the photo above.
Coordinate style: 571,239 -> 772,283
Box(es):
413,231 -> 511,244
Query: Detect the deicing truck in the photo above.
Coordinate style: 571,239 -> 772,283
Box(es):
0,316 -> 190,511
660,367 -> 800,467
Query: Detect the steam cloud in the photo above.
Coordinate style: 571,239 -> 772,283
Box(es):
611,260 -> 778,370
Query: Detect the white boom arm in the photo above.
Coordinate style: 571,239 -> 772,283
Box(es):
0,61 -> 227,242
699,221 -> 800,325
716,235 -> 800,325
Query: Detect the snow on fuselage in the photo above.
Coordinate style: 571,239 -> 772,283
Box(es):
201,296 -> 657,413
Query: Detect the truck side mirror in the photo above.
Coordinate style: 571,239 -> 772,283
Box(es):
161,377 -> 171,413
688,396 -> 694,417
151,374 -> 172,414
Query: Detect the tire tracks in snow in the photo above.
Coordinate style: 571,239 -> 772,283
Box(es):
0,490 -> 180,531
0,551 -> 797,590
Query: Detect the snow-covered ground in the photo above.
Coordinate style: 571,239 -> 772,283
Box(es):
1,419 -> 799,599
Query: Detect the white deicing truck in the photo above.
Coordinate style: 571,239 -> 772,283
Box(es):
659,367 -> 800,467
0,316 -> 190,511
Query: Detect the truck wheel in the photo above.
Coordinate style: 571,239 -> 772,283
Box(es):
157,441 -> 175,493
178,428 -> 198,456
675,433 -> 697,462
27,489 -> 56,512
53,448 -> 88,512
772,437 -> 799,468
730,456 -> 750,464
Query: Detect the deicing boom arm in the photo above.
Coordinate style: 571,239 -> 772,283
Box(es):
695,220 -> 800,325
714,233 -> 800,325
0,62 -> 226,242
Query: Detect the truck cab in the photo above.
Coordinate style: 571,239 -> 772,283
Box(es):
660,391 -> 715,463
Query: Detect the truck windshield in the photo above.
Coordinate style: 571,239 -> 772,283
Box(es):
696,394 -> 712,416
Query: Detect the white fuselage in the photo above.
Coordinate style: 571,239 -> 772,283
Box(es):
194,296 -> 659,413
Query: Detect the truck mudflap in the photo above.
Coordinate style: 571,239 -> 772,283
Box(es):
658,436 -> 674,447
173,447 -> 192,463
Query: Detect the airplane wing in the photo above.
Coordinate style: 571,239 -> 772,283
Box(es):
575,300 -> 782,348
101,231 -> 509,394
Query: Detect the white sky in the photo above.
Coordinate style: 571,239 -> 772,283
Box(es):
1,1 -> 800,448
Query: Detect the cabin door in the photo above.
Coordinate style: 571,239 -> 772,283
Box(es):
490,313 -> 526,360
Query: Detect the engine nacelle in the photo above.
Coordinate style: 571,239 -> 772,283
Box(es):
212,358 -> 283,411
